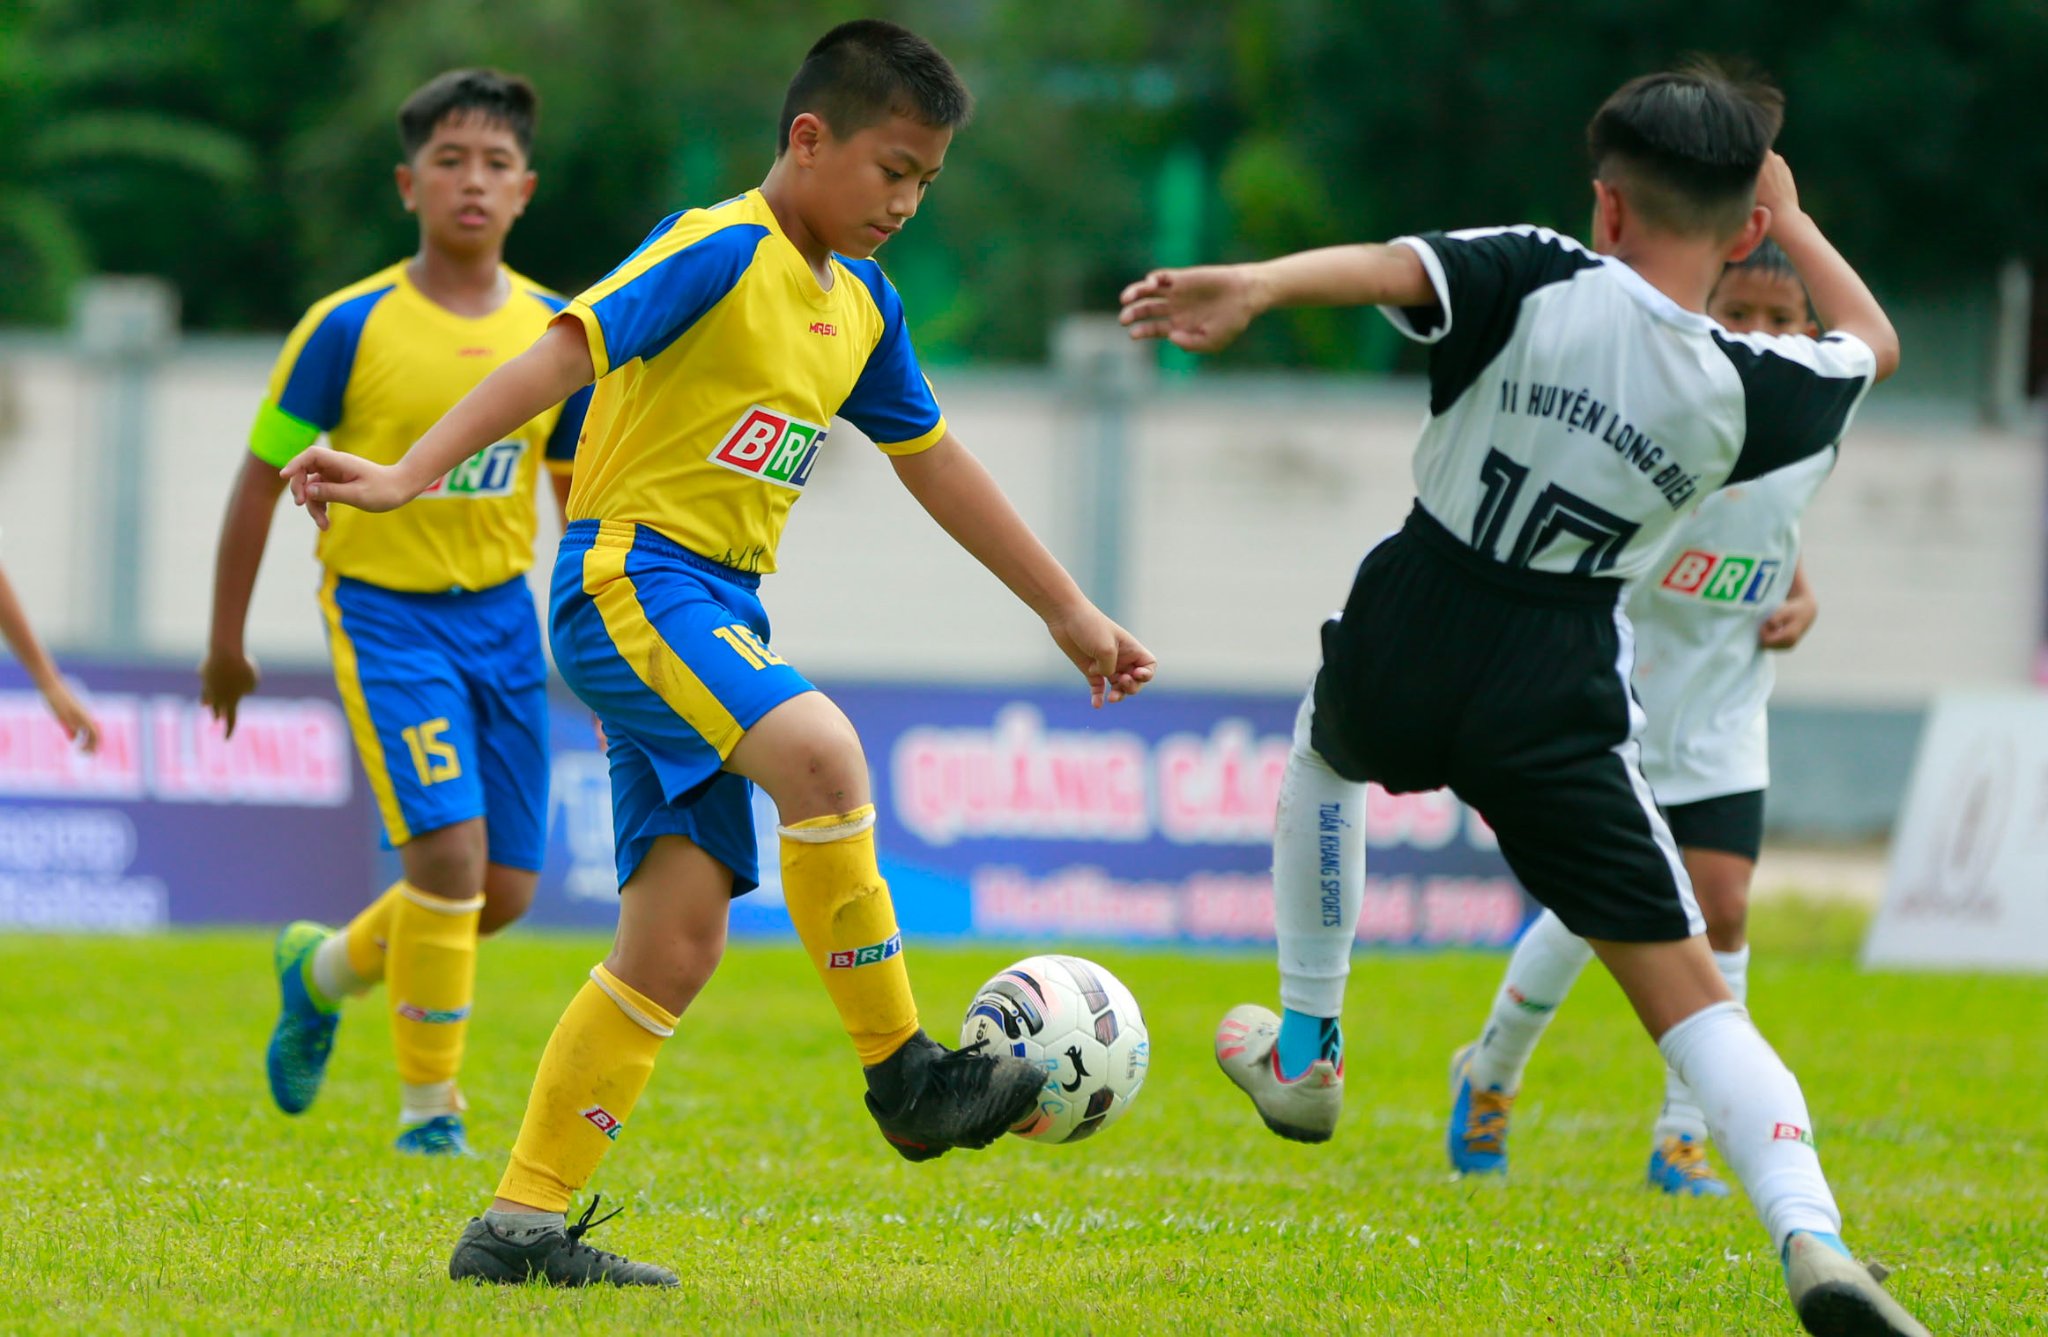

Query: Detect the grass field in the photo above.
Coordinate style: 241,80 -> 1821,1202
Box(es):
3,900 -> 2042,1334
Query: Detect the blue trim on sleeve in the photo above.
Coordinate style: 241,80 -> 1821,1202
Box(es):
525,287 -> 570,315
835,257 -> 943,446
588,222 -> 766,368
547,383 -> 593,462
276,285 -> 395,431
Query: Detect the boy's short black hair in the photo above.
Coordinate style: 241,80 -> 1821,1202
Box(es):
1718,238 -> 1815,319
1587,59 -> 1783,239
777,20 -> 972,154
398,68 -> 539,160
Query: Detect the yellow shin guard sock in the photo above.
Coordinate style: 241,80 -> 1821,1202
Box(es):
385,883 -> 484,1103
780,806 -> 920,1066
343,880 -> 406,981
497,965 -> 676,1212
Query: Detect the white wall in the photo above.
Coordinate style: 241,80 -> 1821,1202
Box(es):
0,338 -> 2039,705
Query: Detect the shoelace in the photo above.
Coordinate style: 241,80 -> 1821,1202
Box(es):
561,1195 -> 635,1265
1464,1088 -> 1515,1155
1661,1137 -> 1715,1181
925,1038 -> 996,1097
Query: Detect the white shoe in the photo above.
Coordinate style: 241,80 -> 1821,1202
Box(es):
1214,1004 -> 1342,1143
1783,1231 -> 1929,1337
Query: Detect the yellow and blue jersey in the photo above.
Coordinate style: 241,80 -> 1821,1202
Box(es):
558,189 -> 946,575
250,262 -> 593,593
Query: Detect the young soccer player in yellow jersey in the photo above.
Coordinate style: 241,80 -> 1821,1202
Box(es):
201,69 -> 591,1156
282,21 -> 1155,1285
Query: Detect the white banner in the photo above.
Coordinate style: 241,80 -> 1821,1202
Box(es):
1864,693 -> 2048,971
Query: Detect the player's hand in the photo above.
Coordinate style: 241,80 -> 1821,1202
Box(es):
1759,587 -> 1818,650
1755,151 -> 1803,233
1046,602 -> 1157,708
1119,264 -> 1262,354
41,680 -> 101,754
199,649 -> 260,738
280,447 -> 409,531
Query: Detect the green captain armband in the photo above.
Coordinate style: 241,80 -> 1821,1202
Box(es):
248,401 -> 322,467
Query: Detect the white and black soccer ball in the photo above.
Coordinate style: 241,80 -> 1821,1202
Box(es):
960,954 -> 1149,1145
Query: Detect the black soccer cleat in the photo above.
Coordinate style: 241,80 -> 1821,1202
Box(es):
447,1195 -> 678,1288
864,1030 -> 1045,1162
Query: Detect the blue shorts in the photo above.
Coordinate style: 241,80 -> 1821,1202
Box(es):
549,520 -> 814,894
319,572 -> 550,870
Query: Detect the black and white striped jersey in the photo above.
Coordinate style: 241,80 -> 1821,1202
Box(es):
1378,225 -> 1874,582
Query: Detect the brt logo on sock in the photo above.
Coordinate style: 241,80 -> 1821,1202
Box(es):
1771,1122 -> 1815,1147
395,1001 -> 471,1024
581,1105 -> 623,1140
829,932 -> 903,970
709,405 -> 826,491
1658,549 -> 1783,604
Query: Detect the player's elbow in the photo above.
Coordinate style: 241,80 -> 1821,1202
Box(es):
1856,319 -> 1901,383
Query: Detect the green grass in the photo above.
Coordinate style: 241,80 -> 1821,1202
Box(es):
2,900 -> 2042,1334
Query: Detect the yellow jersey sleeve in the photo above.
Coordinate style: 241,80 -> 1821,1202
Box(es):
559,209 -> 766,379
248,272 -> 400,466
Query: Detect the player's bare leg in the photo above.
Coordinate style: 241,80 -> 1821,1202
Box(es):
1647,848 -> 1754,1196
1592,936 -> 1926,1336
728,691 -> 1043,1159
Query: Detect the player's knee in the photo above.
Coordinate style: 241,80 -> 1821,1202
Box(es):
610,918 -> 726,1012
747,703 -> 870,821
400,819 -> 489,899
478,866 -> 538,936
1702,896 -> 1749,952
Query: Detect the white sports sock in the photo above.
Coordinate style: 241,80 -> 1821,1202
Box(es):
1657,1000 -> 1840,1249
1654,945 -> 1753,1145
311,929 -> 373,1003
400,1078 -> 463,1125
1467,909 -> 1592,1092
1274,692 -> 1367,1018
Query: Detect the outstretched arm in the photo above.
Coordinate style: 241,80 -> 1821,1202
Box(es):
891,433 -> 1155,707
282,319 -> 596,528
1119,244 -> 1437,354
1755,153 -> 1899,382
0,561 -> 99,752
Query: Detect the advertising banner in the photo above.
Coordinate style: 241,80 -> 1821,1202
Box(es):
1863,692 -> 2048,972
535,682 -> 1534,948
0,660 -> 374,930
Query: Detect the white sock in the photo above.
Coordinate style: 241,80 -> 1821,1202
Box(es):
400,1079 -> 463,1125
1273,692 -> 1367,1019
482,1207 -> 567,1241
311,930 -> 373,1003
1655,945 -> 1752,1145
1467,909 -> 1592,1092
1657,1000 -> 1840,1249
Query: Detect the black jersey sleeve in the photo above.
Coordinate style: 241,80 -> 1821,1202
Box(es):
1713,330 -> 1877,484
1380,226 -> 1602,414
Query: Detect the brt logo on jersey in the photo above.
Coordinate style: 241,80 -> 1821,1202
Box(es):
420,440 -> 523,499
1659,550 -> 1783,604
710,406 -> 825,491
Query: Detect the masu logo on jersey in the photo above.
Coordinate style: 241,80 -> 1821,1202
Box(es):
420,440 -> 523,499
709,405 -> 825,491
1659,550 -> 1782,604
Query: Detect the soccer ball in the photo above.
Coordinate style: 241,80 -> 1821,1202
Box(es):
960,954 -> 1150,1144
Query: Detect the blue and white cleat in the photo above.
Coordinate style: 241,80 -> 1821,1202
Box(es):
1783,1230 -> 1929,1336
265,921 -> 340,1115
1648,1132 -> 1732,1197
395,1113 -> 474,1157
1446,1041 -> 1514,1175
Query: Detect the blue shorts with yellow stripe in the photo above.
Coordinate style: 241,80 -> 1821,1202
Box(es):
549,520 -> 814,894
319,572 -> 550,870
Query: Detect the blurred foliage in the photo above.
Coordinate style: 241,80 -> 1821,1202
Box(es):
3,0 -> 2045,367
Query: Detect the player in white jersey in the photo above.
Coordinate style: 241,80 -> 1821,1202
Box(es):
1123,63 -> 1927,1337
1447,241 -> 1835,1200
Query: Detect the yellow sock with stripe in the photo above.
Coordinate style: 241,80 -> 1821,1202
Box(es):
345,880 -> 406,981
779,806 -> 920,1066
386,883 -> 483,1119
497,964 -> 676,1212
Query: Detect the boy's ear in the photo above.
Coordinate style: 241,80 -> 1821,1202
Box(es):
516,168 -> 536,217
395,162 -> 417,214
785,111 -> 827,167
1723,205 -> 1769,264
1589,178 -> 1623,254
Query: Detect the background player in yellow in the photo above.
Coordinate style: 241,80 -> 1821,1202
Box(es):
201,69 -> 591,1156
282,20 -> 1154,1285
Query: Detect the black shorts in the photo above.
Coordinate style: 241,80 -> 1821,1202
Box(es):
1663,790 -> 1765,862
1309,505 -> 1700,942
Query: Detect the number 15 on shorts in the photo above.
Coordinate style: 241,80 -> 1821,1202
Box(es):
713,624 -> 784,670
401,718 -> 462,785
